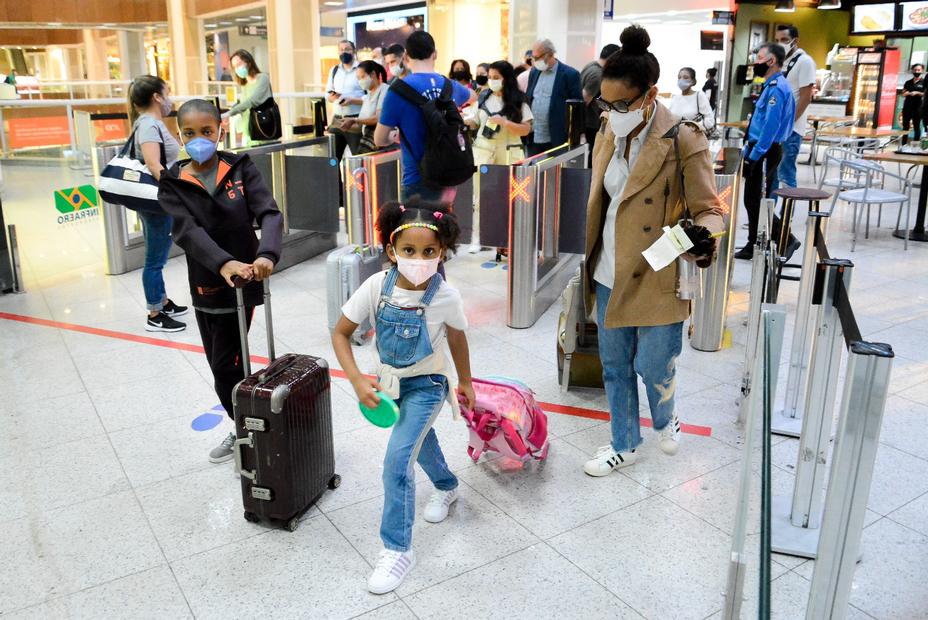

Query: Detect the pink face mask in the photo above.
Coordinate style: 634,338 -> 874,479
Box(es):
395,256 -> 440,285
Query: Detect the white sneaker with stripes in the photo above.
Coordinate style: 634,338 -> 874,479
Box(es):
583,446 -> 637,477
368,548 -> 416,595
657,415 -> 681,456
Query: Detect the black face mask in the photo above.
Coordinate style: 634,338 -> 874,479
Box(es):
753,61 -> 770,77
452,70 -> 469,82
475,74 -> 488,86
339,52 -> 354,65
915,72 -> 924,78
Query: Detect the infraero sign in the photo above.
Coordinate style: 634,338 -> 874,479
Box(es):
54,185 -> 100,225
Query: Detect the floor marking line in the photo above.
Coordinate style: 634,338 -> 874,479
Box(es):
0,311 -> 712,436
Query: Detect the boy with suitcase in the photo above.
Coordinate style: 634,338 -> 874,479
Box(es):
158,98 -> 283,463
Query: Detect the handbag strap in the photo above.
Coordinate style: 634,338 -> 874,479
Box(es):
663,121 -> 693,222
126,120 -> 167,168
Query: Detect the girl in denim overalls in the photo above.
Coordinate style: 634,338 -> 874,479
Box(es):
333,199 -> 474,595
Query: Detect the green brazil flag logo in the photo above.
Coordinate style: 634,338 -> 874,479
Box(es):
54,185 -> 99,214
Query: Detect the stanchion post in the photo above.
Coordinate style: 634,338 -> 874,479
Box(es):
737,199 -> 774,422
7,224 -> 24,293
507,164 -> 539,328
771,259 -> 853,559
806,341 -> 893,620
723,304 -> 786,620
774,211 -> 830,437
791,259 -> 852,529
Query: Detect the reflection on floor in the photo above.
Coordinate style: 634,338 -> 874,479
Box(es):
1,161 -> 927,619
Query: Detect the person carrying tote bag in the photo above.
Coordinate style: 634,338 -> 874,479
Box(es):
222,49 -> 280,144
102,75 -> 188,333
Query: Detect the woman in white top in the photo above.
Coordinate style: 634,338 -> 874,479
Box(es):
668,67 -> 715,134
340,60 -> 387,153
466,60 -> 533,165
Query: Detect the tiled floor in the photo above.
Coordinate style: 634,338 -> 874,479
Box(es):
1,159 -> 927,619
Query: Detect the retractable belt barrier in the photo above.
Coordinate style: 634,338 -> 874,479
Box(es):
726,196 -> 894,618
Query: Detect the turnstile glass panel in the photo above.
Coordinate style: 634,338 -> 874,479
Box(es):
286,154 -> 340,233
477,164 -> 510,248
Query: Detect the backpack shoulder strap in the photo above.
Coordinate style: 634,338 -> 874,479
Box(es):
438,77 -> 453,101
389,78 -> 428,107
477,89 -> 492,110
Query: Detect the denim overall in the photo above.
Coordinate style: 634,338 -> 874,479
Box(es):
376,267 -> 458,552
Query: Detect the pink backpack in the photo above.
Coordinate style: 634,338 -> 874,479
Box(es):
458,377 -> 549,463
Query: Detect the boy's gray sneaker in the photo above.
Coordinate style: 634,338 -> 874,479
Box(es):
209,432 -> 237,463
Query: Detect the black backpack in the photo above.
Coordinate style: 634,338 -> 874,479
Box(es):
389,77 -> 475,188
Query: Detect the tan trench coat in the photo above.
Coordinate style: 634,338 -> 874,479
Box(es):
583,103 -> 724,329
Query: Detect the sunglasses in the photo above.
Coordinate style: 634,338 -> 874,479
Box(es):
595,92 -> 645,114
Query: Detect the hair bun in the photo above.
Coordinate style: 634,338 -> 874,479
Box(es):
620,25 -> 651,55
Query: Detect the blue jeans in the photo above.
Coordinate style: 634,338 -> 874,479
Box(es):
381,374 -> 458,552
776,131 -> 803,190
401,182 -> 457,205
595,282 -> 683,453
139,211 -> 174,312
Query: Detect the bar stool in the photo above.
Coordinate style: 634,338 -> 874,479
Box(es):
771,187 -> 832,299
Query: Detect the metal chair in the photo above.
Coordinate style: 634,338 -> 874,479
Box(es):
837,160 -> 912,250
817,146 -> 882,212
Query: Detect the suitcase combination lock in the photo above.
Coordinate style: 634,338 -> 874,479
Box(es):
244,417 -> 267,432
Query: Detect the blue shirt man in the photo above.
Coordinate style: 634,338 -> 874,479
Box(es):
744,72 -> 795,164
736,43 -> 800,262
379,73 -> 471,188
375,31 -> 473,203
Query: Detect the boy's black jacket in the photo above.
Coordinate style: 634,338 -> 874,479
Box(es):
158,151 -> 283,309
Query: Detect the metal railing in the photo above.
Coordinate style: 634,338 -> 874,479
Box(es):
725,197 -> 895,618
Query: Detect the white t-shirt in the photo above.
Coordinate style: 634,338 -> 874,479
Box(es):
593,106 -> 656,289
668,91 -> 715,132
358,84 -> 386,122
341,270 -> 468,355
782,47 -> 817,136
473,94 -> 533,148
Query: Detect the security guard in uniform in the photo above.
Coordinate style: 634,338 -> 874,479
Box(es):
736,42 -> 798,261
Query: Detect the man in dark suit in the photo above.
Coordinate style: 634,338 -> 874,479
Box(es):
525,39 -> 583,156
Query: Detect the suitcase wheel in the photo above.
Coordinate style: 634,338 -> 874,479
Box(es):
244,511 -> 260,524
286,517 -> 300,532
328,474 -> 342,490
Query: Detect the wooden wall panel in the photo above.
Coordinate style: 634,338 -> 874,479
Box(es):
0,1 -> 167,24
0,29 -> 86,46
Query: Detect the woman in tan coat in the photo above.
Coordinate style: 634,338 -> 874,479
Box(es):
582,26 -> 723,477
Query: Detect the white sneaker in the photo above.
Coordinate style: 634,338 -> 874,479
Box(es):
367,548 -> 416,594
423,488 -> 458,523
583,445 -> 636,477
657,416 -> 681,456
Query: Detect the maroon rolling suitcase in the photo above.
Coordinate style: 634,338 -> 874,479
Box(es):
231,277 -> 340,531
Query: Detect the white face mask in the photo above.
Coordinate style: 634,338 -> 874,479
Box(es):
358,76 -> 373,91
395,256 -> 440,286
159,95 -> 173,117
488,78 -> 503,93
535,59 -> 549,73
678,79 -> 693,91
389,63 -> 402,76
609,107 -> 645,139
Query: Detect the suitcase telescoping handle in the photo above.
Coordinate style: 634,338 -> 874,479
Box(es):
232,275 -> 275,378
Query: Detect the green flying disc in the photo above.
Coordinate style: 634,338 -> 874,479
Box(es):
359,392 -> 400,428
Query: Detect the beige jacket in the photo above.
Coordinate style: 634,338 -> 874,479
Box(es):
583,103 -> 724,328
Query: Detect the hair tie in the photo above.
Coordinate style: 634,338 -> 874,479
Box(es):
433,211 -> 443,220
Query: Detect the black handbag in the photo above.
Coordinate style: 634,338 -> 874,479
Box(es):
249,96 -> 282,141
